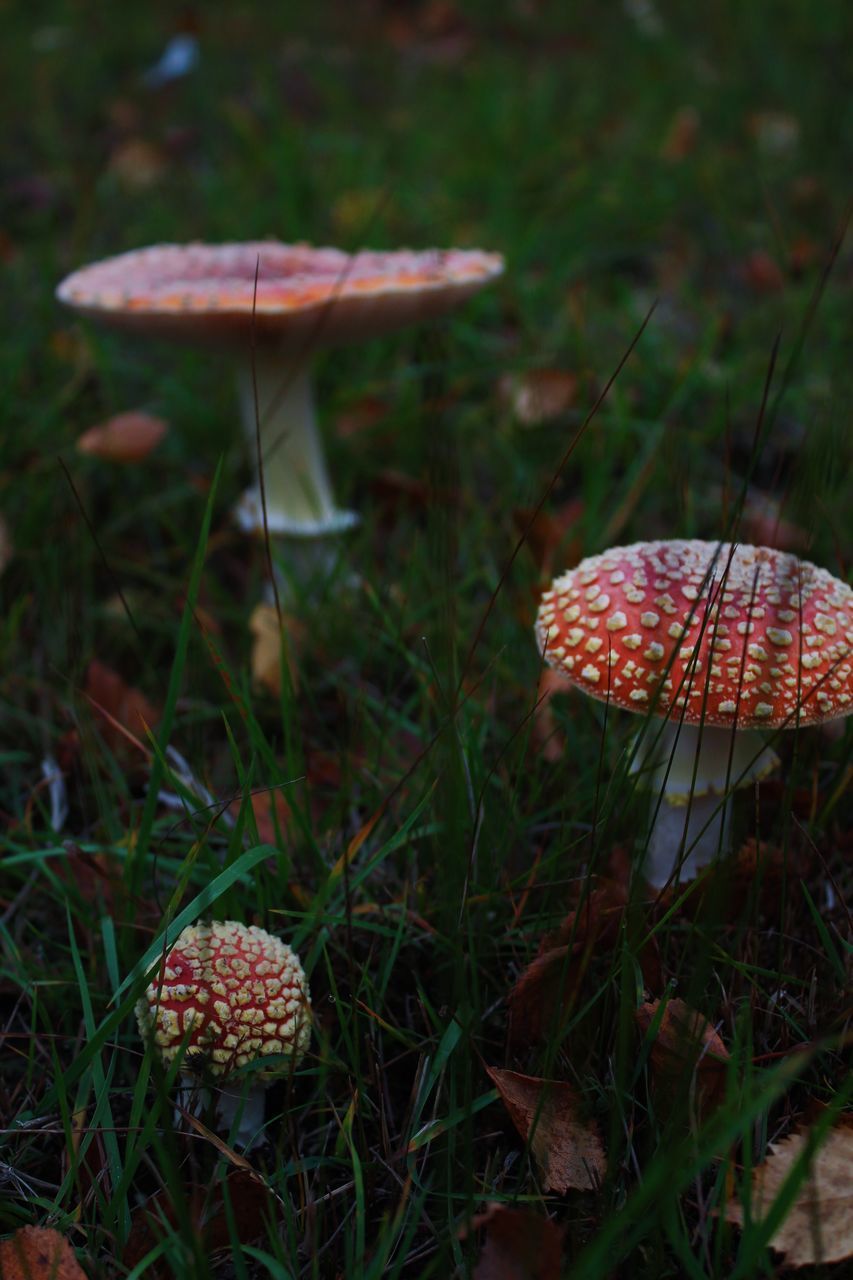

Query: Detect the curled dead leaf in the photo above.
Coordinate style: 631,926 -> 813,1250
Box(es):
487,1067 -> 605,1193
0,512 -> 12,576
509,880 -> 661,1045
740,249 -> 785,294
229,787 -> 292,846
76,410 -> 168,463
463,1203 -> 564,1280
636,997 -> 730,1121
660,105 -> 700,162
513,497 -> 584,575
125,1170 -> 276,1277
725,1115 -> 853,1267
0,1226 -> 87,1279
531,665 -> 572,763
249,604 -> 304,696
499,368 -> 577,426
108,137 -> 167,189
83,659 -> 161,759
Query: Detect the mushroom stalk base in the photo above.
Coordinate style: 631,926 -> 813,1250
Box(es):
176,1075 -> 267,1150
642,792 -> 732,887
632,721 -> 779,887
234,353 -> 357,538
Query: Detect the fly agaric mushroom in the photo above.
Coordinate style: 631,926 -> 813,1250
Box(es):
137,919 -> 310,1148
535,540 -> 851,886
57,241 -> 503,579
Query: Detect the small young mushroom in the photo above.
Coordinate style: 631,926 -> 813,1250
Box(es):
535,540 -> 851,887
136,919 -> 311,1149
57,241 -> 503,586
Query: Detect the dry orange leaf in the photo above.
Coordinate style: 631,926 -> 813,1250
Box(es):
0,1226 -> 87,1279
465,1203 -> 563,1280
249,604 -> 304,696
108,138 -> 167,189
76,410 -> 168,463
725,1116 -> 853,1267
636,997 -> 730,1120
513,497 -> 584,575
660,105 -> 700,162
531,666 -> 572,763
499,368 -> 577,426
487,1067 -> 605,1193
83,659 -> 160,758
229,787 -> 292,846
508,880 -> 661,1045
0,512 -> 12,577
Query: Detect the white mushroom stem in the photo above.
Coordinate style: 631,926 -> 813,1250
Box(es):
632,721 -> 779,887
174,1073 -> 268,1150
214,1080 -> 269,1151
233,350 -> 357,539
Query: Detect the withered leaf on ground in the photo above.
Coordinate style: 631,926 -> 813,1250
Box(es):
635,997 -> 730,1120
465,1203 -> 564,1280
725,1115 -> 853,1267
0,512 -> 12,576
249,603 -> 304,696
83,658 -> 161,758
514,497 -> 584,575
660,105 -> 700,161
124,1171 -> 275,1277
530,665 -> 571,763
508,879 -> 661,1045
499,368 -> 578,426
229,786 -> 293,846
76,410 -> 168,462
0,1226 -> 87,1280
487,1067 -> 606,1193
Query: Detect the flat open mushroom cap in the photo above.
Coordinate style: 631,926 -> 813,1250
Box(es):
536,540 -> 852,730
56,241 -> 504,347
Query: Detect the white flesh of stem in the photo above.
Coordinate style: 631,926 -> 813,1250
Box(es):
235,352 -> 350,535
633,720 -> 780,886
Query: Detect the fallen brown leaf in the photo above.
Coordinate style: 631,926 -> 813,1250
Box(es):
531,665 -> 572,762
83,659 -> 161,758
660,105 -> 700,162
509,880 -> 661,1044
249,604 -> 304,696
229,787 -> 292,846
748,109 -> 800,156
487,1067 -> 605,1192
108,137 -> 167,189
636,997 -> 730,1121
499,368 -> 578,426
465,1204 -> 564,1280
513,497 -> 584,575
0,512 -> 12,576
725,1115 -> 853,1267
334,392 -> 390,439
76,410 -> 168,463
124,1170 -> 275,1277
0,1226 -> 87,1279
740,249 -> 785,294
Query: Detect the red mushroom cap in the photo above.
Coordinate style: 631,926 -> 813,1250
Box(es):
535,540 -> 852,730
137,920 -> 311,1078
56,241 -> 504,347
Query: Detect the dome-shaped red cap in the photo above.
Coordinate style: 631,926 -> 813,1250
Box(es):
535,540 -> 851,730
136,920 -> 311,1078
